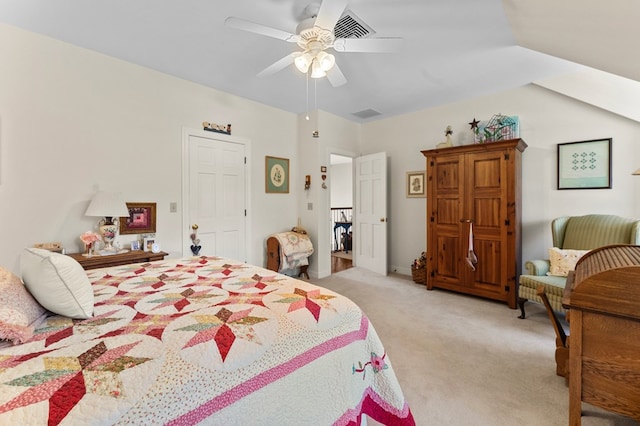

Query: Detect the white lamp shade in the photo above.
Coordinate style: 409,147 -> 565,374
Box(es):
310,58 -> 327,78
316,51 -> 335,72
294,53 -> 312,73
85,191 -> 129,218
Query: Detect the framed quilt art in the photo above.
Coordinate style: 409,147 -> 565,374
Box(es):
120,202 -> 157,234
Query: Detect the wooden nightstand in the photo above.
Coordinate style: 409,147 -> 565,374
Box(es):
68,250 -> 168,270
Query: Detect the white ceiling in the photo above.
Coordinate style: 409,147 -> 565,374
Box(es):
0,0 -> 636,123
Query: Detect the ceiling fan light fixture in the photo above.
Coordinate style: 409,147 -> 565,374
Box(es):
316,51 -> 335,71
294,53 -> 313,73
310,58 -> 327,78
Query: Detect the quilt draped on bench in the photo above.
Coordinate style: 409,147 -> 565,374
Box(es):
273,231 -> 314,272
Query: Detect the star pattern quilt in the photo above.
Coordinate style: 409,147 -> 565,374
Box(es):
0,256 -> 414,425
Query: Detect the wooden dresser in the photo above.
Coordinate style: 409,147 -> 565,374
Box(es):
562,244 -> 640,425
421,139 -> 526,308
68,250 -> 168,270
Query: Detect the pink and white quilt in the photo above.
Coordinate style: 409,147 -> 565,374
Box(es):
0,256 -> 414,425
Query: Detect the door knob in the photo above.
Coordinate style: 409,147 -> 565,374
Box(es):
380,218 -> 387,222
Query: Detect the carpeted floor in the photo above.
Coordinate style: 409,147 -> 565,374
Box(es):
311,268 -> 639,426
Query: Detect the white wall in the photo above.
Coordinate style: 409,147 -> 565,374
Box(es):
361,84 -> 640,275
297,110 -> 359,278
0,24 -> 299,271
2,24 -> 638,278
330,163 -> 353,208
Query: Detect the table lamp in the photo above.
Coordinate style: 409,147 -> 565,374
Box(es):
85,191 -> 129,252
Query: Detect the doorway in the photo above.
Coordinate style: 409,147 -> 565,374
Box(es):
330,154 -> 353,274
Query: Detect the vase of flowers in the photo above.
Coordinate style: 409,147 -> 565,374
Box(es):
80,231 -> 101,257
190,224 -> 201,255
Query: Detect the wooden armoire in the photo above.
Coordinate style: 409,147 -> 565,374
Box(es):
421,139 -> 527,308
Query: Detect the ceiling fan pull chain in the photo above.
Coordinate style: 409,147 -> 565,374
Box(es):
305,72 -> 310,121
313,78 -> 319,138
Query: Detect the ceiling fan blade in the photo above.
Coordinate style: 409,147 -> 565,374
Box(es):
326,63 -> 347,87
257,52 -> 300,78
225,17 -> 299,42
313,0 -> 349,32
332,37 -> 403,53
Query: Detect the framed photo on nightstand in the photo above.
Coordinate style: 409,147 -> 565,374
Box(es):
143,237 -> 155,252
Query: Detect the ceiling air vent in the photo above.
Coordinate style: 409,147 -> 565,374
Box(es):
333,10 -> 375,39
352,109 -> 382,119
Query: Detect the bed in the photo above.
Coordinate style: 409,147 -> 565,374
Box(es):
0,251 -> 414,425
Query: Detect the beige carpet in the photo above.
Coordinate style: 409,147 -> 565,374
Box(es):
311,268 -> 639,426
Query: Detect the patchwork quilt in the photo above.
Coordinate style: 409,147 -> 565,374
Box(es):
273,231 -> 314,271
0,256 -> 414,425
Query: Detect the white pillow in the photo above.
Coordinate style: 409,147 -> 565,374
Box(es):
547,247 -> 590,277
20,248 -> 94,319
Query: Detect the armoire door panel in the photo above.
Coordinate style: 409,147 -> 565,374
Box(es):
435,198 -> 461,225
472,198 -> 501,228
435,235 -> 461,280
434,161 -> 461,190
471,157 -> 502,189
472,239 -> 502,291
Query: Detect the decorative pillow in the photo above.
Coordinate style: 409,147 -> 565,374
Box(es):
0,267 -> 48,344
547,247 -> 590,277
20,248 -> 94,319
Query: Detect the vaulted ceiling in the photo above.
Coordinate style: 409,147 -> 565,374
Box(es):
1,0 -> 637,122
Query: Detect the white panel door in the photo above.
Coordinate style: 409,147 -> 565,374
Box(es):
354,152 -> 387,275
188,134 -> 246,260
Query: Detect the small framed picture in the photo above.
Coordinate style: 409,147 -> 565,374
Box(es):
143,237 -> 155,252
406,170 -> 426,198
130,241 -> 140,251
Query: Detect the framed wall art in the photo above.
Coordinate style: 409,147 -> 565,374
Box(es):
406,170 -> 426,198
557,138 -> 612,190
119,202 -> 157,234
265,156 -> 289,193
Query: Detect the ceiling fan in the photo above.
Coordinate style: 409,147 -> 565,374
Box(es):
225,0 -> 402,87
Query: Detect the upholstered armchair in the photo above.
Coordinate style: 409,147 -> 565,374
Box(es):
518,214 -> 640,319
